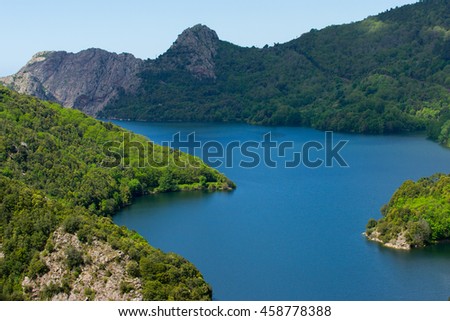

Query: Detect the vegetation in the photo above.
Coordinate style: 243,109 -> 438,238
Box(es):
366,173 -> 450,248
0,86 -> 233,300
99,0 -> 450,147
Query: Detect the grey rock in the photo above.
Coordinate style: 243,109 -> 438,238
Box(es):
23,228 -> 143,301
0,25 -> 220,115
1,49 -> 144,115
157,24 -> 219,79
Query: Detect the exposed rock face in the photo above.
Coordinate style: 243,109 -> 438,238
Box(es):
157,24 -> 219,79
0,25 -> 220,115
0,49 -> 143,115
365,231 -> 411,250
23,228 -> 142,301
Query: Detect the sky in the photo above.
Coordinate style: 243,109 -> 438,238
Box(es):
1,0 -> 419,77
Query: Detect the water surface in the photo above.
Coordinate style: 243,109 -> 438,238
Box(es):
113,122 -> 450,300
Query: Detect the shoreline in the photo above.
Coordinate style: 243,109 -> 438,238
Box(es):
363,231 -> 411,250
364,232 -> 450,250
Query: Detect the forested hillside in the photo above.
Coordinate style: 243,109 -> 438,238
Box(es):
0,86 -> 233,300
100,0 -> 450,145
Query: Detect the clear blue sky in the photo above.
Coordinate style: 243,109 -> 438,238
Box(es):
1,0 -> 418,76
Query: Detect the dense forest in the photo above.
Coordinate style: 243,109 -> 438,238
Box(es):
100,0 -> 450,146
0,86 -> 234,300
366,173 -> 450,248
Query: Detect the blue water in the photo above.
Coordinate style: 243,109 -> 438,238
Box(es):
112,122 -> 450,300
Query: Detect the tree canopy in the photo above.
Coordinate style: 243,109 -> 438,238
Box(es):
366,173 -> 450,248
0,86 -> 233,300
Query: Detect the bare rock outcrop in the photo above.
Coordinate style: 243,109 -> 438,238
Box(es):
157,24 -> 219,79
23,228 -> 142,301
0,49 -> 143,115
365,231 -> 411,250
0,24 -> 220,115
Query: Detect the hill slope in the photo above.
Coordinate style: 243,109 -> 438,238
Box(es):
0,86 -> 233,300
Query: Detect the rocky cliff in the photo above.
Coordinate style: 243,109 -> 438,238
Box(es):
0,49 -> 144,115
0,24 -> 220,116
155,24 -> 219,79
23,229 -> 143,301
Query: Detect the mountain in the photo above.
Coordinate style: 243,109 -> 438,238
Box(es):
0,24 -> 219,117
0,85 -> 234,300
0,49 -> 143,115
1,1 -> 450,145
155,24 -> 220,79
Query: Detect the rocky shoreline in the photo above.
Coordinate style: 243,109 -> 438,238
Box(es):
364,231 -> 411,250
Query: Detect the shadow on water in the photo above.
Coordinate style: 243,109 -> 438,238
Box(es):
121,191 -> 218,213
367,239 -> 450,260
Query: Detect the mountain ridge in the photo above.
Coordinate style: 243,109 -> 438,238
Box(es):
1,0 -> 449,145
0,49 -> 144,115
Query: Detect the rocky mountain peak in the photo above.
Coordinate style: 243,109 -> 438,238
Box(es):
0,49 -> 143,115
26,51 -> 54,66
172,24 -> 219,49
161,24 -> 220,79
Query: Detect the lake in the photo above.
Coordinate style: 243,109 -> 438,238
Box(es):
112,121 -> 450,300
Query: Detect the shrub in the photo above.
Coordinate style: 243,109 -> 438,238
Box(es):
40,282 -> 63,300
45,239 -> 55,253
65,246 -> 84,270
27,254 -> 49,279
126,261 -> 140,278
84,288 -> 96,300
77,226 -> 92,244
142,281 -> 166,300
63,216 -> 82,234
119,281 -> 134,294
407,219 -> 432,247
366,218 -> 378,232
